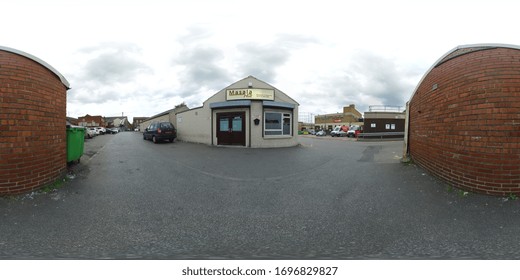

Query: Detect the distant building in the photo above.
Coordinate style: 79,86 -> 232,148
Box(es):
176,76 -> 300,147
315,104 -> 362,131
133,117 -> 148,131
78,114 -> 105,127
66,117 -> 79,126
298,122 -> 316,133
140,103 -> 189,134
105,116 -> 131,130
360,105 -> 406,139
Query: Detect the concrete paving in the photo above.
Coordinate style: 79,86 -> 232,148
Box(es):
1,132 -> 520,259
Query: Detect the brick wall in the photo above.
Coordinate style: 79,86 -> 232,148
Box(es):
0,50 -> 68,195
409,47 -> 520,196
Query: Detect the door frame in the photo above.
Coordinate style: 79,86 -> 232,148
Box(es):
215,111 -> 246,146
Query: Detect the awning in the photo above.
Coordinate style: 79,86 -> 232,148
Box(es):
262,101 -> 295,109
210,100 -> 252,109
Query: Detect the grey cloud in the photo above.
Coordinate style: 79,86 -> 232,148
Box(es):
82,44 -> 151,84
236,34 -> 319,81
174,25 -> 232,98
172,26 -> 319,102
68,42 -> 152,105
84,52 -> 150,83
176,47 -> 229,83
236,43 -> 288,81
174,46 -> 231,98
349,52 -> 410,105
297,51 -> 419,114
68,87 -> 119,105
322,52 -> 415,110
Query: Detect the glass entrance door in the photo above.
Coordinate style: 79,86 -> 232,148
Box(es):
216,112 -> 246,146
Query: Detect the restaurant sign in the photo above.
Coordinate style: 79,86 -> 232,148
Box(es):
226,88 -> 275,101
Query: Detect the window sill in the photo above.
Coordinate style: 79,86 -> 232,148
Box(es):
263,135 -> 293,139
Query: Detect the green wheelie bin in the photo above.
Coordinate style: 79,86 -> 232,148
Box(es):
66,125 -> 85,163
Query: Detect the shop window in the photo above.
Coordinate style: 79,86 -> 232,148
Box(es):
265,112 -> 291,136
232,116 -> 243,132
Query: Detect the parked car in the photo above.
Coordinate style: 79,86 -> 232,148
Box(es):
84,127 -> 96,139
95,127 -> 106,135
143,122 -> 177,143
108,128 -> 119,134
316,130 -> 326,136
330,125 -> 348,137
347,125 -> 361,137
88,127 -> 98,136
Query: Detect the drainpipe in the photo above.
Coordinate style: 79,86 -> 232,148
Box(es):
401,101 -> 411,162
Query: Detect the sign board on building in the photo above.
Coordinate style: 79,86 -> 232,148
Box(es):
226,88 -> 275,101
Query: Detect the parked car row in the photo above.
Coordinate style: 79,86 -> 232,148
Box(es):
313,125 -> 362,138
84,127 -> 120,139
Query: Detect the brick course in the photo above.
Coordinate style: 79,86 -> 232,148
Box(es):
0,50 -> 68,195
409,46 -> 520,196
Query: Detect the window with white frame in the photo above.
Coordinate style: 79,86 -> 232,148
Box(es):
264,111 -> 292,136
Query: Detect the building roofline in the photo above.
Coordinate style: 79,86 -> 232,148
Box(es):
176,105 -> 204,115
204,75 -> 300,106
144,109 -> 173,121
407,43 -> 520,104
0,46 -> 70,89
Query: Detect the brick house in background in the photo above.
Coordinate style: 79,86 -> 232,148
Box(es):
66,117 -> 79,125
314,104 -> 363,131
78,114 -> 105,127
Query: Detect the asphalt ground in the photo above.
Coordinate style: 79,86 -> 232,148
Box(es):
1,132 -> 520,259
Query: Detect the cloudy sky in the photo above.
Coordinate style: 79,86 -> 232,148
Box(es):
2,0 -> 519,122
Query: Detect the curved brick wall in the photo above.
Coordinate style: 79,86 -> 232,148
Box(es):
0,50 -> 68,195
409,46 -> 520,196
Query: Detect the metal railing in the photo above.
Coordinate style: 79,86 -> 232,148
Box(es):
357,132 -> 405,139
368,105 -> 405,112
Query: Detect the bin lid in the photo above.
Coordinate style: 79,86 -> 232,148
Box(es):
66,125 -> 85,130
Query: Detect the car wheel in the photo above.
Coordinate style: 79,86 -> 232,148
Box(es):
169,138 -> 175,143
143,134 -> 146,140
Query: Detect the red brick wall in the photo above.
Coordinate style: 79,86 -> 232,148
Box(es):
0,51 -> 67,195
409,47 -> 520,196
